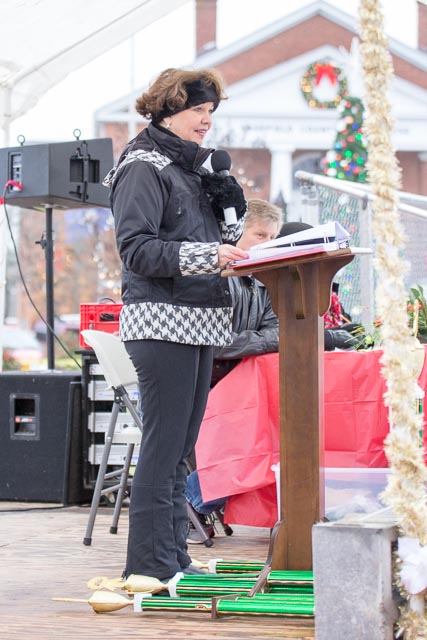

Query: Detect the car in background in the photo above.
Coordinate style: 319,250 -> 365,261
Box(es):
34,313 -> 80,344
1,325 -> 45,370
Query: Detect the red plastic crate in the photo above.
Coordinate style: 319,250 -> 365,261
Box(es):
79,302 -> 123,348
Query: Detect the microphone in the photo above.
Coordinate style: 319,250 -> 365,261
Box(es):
210,150 -> 238,226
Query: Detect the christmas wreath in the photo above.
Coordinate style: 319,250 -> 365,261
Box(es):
301,60 -> 349,109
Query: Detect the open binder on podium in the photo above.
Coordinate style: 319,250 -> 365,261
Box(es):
230,221 -> 369,268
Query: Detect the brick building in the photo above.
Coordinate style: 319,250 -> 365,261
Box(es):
96,0 -> 427,219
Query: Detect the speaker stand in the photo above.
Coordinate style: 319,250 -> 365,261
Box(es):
36,205 -> 55,369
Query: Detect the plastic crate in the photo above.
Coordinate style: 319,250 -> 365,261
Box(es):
79,302 -> 122,348
324,468 -> 390,522
272,464 -> 390,523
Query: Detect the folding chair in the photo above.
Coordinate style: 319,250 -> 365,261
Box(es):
81,329 -> 232,548
81,329 -> 143,546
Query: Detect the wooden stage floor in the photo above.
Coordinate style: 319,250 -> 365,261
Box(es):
1,502 -> 315,639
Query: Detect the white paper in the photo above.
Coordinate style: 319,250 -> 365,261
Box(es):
249,221 -> 350,255
229,221 -> 371,268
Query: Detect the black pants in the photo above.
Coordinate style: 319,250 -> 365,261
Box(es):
123,339 -> 214,580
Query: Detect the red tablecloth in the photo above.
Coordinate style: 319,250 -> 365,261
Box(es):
196,348 -> 427,528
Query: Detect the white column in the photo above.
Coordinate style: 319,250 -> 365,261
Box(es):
270,145 -> 295,206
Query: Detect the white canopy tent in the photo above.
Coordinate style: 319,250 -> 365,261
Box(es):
0,0 -> 189,366
0,0 -> 189,145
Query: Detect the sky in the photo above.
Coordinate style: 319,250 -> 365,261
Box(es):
7,0 -> 420,144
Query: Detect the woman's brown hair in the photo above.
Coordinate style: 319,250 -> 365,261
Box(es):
135,68 -> 227,121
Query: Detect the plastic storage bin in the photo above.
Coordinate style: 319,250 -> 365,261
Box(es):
272,463 -> 390,522
325,467 -> 390,521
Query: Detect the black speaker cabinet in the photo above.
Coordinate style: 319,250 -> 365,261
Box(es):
0,138 -> 113,209
0,370 -> 90,504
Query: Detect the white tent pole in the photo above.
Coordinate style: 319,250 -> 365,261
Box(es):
0,86 -> 11,147
4,87 -> 11,146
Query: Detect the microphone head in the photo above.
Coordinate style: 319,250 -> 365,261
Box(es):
211,149 -> 231,173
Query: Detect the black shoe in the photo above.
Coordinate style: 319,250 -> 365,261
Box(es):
182,565 -> 208,575
186,513 -> 215,544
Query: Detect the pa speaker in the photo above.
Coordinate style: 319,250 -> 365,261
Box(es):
0,370 -> 90,504
0,138 -> 113,209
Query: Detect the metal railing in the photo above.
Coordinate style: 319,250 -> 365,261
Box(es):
295,171 -> 427,328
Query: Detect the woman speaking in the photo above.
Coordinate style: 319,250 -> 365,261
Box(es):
105,67 -> 248,582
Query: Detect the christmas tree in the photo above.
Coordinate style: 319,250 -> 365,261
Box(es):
321,96 -> 368,182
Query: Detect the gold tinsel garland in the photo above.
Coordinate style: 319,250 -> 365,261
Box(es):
358,0 -> 427,636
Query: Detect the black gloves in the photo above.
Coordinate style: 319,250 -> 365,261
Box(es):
324,329 -> 359,351
325,323 -> 375,351
201,172 -> 247,221
340,323 -> 375,350
340,322 -> 364,335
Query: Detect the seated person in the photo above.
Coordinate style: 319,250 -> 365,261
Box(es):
323,282 -> 371,350
211,198 -> 285,386
324,282 -> 348,328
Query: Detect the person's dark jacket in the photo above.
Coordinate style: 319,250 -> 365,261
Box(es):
108,123 -> 233,310
214,276 -> 278,360
210,275 -> 278,385
210,274 -> 358,385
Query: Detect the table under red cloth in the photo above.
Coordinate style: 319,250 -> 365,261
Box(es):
195,348 -> 427,528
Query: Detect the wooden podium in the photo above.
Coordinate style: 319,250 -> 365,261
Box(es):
223,248 -> 354,572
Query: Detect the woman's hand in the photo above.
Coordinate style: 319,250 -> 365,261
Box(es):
217,244 -> 249,269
